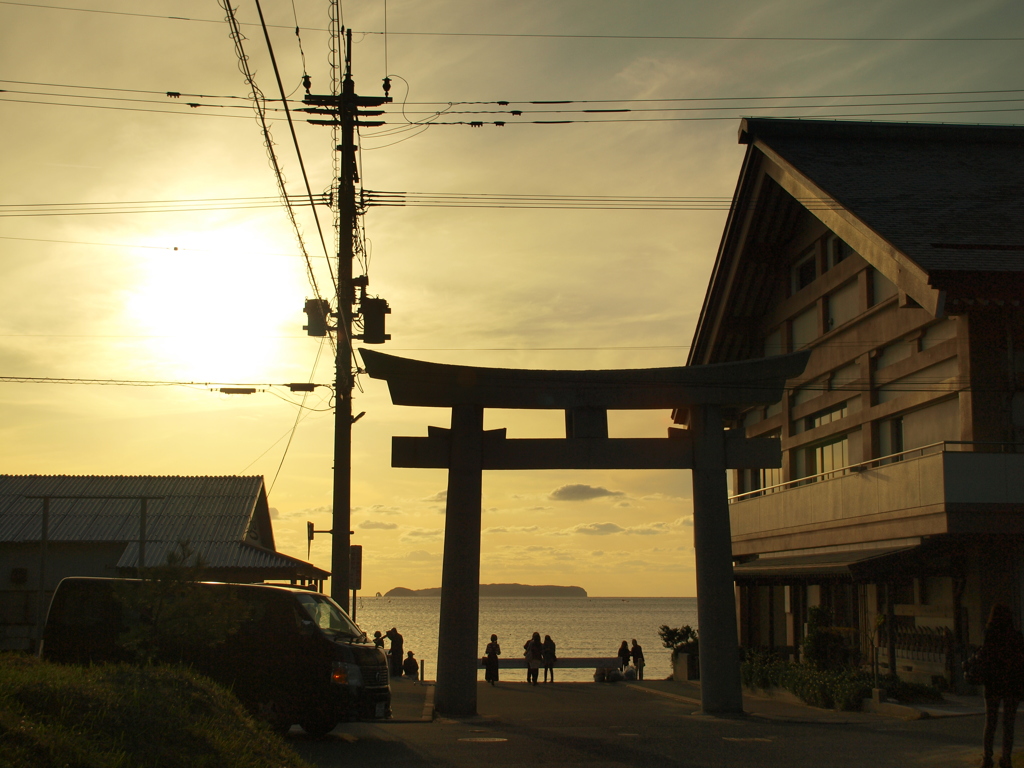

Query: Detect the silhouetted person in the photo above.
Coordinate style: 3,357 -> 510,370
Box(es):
402,650 -> 419,680
631,639 -> 645,680
618,640 -> 631,671
978,603 -> 1024,768
524,632 -> 543,685
542,635 -> 557,683
484,634 -> 501,685
385,627 -> 404,677
372,630 -> 384,649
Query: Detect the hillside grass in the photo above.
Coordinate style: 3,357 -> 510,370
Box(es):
0,653 -> 312,768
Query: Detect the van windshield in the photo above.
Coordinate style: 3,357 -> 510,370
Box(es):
294,593 -> 365,641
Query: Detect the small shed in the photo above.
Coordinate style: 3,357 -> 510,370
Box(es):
0,474 -> 328,652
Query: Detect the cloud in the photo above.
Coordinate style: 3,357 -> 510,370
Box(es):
405,550 -> 439,561
401,528 -> 443,542
358,520 -> 399,530
268,506 -> 279,519
548,484 -> 624,501
422,490 -> 447,503
484,525 -> 539,534
365,504 -> 403,516
569,522 -> 626,536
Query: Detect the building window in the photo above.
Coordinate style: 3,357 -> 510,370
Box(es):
878,416 -> 904,463
791,248 -> 817,294
826,235 -> 852,270
796,434 -> 850,482
807,402 -> 848,430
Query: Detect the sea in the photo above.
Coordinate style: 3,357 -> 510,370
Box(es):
350,596 -> 698,683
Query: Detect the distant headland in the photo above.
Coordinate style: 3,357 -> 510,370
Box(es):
384,583 -> 587,598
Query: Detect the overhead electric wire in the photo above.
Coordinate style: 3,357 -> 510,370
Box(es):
253,0 -> 334,275
0,194 -> 321,218
219,0 -> 333,358
0,375 -> 319,388
6,78 -> 1023,106
5,4 -> 1024,41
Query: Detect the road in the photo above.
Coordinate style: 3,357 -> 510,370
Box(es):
290,681 -> 992,768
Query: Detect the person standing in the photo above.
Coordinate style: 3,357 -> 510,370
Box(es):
617,640 -> 631,671
631,639 -> 645,681
542,635 -> 557,683
385,627 -> 404,677
484,634 -> 501,685
524,632 -> 543,685
977,603 -> 1024,768
372,630 -> 385,649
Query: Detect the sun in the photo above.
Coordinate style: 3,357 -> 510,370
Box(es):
124,220 -> 324,383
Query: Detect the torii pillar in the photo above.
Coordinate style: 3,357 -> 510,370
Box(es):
360,348 -> 809,717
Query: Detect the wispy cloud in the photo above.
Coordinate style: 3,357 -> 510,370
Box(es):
359,520 -> 399,530
401,527 -> 443,542
549,484 -> 624,501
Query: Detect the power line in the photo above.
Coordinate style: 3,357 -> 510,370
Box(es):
219,0 -> 332,350
0,194 -> 321,218
0,375 -> 321,388
7,78 -> 1024,106
5,4 -> 1024,41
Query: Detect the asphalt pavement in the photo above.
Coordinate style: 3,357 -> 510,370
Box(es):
289,676 -> 1001,768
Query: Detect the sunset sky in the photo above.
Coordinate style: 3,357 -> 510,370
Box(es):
2,0 -> 1023,596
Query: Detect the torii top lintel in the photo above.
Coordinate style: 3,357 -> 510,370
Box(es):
359,349 -> 810,410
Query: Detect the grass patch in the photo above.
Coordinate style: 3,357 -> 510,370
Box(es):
0,653 -> 312,768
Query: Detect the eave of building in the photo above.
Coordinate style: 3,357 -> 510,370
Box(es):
690,144 -> 945,369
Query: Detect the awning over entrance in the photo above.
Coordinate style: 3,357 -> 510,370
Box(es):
733,546 -> 919,582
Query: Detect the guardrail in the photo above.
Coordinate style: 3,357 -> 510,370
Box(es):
729,440 -> 1024,503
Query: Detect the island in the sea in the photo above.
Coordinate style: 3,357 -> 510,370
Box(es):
384,583 -> 587,598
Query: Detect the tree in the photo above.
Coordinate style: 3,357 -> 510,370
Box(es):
114,542 -> 250,665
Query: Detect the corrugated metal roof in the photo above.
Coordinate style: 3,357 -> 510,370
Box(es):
117,540 -> 328,577
0,475 -> 262,545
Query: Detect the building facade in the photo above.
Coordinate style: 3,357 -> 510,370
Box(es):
0,474 -> 328,652
687,118 -> 1024,685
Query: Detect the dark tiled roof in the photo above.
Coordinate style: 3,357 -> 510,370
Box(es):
740,118 -> 1024,273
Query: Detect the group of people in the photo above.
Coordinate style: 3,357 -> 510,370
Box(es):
372,626 -> 419,680
617,639 -> 646,680
482,632 -> 558,685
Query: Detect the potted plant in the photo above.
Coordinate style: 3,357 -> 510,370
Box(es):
659,625 -> 700,681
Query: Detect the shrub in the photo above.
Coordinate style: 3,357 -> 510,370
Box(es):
740,649 -> 787,690
658,625 -> 699,662
801,606 -> 858,671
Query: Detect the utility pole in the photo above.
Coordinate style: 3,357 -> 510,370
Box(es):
302,29 -> 390,613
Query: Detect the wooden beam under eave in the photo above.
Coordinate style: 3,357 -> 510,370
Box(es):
754,145 -> 944,319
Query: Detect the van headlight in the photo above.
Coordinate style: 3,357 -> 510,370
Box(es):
331,661 -> 363,686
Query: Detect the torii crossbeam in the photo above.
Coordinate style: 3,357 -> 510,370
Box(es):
360,348 -> 809,716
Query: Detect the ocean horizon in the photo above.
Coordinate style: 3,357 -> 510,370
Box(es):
352,595 -> 699,682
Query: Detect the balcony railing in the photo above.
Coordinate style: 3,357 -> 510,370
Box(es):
730,441 -> 1024,503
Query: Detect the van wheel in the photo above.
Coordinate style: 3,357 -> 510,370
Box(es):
300,714 -> 337,738
255,700 -> 292,736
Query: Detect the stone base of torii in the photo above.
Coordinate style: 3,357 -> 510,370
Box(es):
360,348 -> 809,717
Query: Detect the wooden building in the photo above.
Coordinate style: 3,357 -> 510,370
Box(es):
687,118 -> 1024,685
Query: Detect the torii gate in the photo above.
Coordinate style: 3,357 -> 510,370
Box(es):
360,348 -> 809,716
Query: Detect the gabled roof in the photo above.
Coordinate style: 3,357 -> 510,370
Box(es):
739,119 -> 1024,275
690,118 -> 1024,364
0,475 -> 327,578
